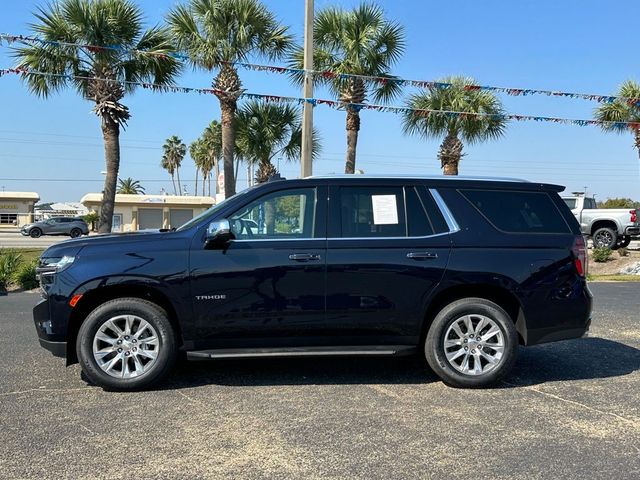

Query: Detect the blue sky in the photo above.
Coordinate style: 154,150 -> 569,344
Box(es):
0,0 -> 639,202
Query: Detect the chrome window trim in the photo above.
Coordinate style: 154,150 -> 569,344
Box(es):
430,188 -> 460,233
230,188 -> 459,242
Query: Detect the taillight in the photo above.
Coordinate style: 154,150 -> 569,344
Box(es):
572,235 -> 587,277
631,210 -> 638,223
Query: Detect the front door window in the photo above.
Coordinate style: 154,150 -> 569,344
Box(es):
229,188 -> 316,240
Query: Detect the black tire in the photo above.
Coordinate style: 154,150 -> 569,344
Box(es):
70,228 -> 82,238
29,228 -> 42,238
592,227 -> 617,249
76,298 -> 176,391
617,236 -> 631,248
424,298 -> 518,388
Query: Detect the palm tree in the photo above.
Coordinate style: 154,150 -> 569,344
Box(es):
402,77 -> 507,175
289,3 -> 405,174
189,138 -> 206,196
161,154 -> 177,195
167,0 -> 293,198
236,101 -> 321,183
594,80 -> 640,160
201,120 -> 223,195
162,136 -> 186,195
117,177 -> 145,194
15,0 -> 180,232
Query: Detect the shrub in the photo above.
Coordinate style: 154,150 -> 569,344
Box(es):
14,259 -> 39,290
592,247 -> 612,263
0,250 -> 23,289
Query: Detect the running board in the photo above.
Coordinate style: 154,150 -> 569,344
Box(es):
187,345 -> 416,360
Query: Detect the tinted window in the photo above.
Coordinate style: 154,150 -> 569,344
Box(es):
563,198 -> 577,209
585,198 -> 597,209
406,187 -> 433,236
229,188 -> 316,239
339,187 -> 405,237
419,188 -> 450,234
461,189 -> 570,234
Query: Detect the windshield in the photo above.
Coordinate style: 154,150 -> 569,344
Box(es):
176,186 -> 256,231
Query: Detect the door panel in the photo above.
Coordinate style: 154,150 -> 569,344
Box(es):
188,186 -> 327,350
325,184 -> 451,343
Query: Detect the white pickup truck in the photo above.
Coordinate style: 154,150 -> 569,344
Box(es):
562,195 -> 640,249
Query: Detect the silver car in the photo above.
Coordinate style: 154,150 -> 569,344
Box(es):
21,217 -> 89,238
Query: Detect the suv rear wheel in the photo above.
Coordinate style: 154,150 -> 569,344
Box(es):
424,298 -> 518,388
70,228 -> 82,238
76,298 -> 176,391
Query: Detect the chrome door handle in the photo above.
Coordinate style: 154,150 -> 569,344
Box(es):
289,253 -> 321,261
407,252 -> 438,260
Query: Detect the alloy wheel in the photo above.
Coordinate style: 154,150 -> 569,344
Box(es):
443,314 -> 505,376
92,314 -> 160,379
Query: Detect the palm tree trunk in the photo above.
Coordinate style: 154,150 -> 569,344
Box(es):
634,130 -> 640,160
98,117 -> 120,233
195,168 -> 199,196
439,132 -> 464,175
171,173 -> 177,195
220,101 -> 237,198
214,161 -> 219,195
176,166 -> 182,195
344,107 -> 360,174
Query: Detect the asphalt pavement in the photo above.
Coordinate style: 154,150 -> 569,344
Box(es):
0,284 -> 639,479
0,230 -> 74,249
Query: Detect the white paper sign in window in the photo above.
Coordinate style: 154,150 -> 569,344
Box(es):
371,195 -> 399,225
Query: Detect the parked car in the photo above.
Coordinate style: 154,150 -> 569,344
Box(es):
562,195 -> 639,249
21,217 -> 89,239
33,175 -> 592,390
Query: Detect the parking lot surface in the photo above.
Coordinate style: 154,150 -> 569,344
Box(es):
1,283 -> 639,479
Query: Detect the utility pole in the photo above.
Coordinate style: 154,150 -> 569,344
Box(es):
300,0 -> 314,178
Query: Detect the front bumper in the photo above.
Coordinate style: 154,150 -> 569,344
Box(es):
33,297 -> 67,358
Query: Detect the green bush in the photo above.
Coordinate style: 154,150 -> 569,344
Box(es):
618,247 -> 629,257
0,250 -> 23,289
592,247 -> 612,263
14,259 -> 39,290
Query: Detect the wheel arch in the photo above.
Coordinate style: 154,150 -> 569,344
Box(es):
590,219 -> 619,236
66,283 -> 184,365
421,284 -> 526,345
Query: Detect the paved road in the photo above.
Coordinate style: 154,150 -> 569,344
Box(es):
0,231 -> 74,249
0,284 -> 639,479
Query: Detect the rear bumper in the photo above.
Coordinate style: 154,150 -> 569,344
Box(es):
624,226 -> 640,236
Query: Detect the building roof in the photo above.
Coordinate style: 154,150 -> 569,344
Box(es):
80,193 -> 216,207
0,191 -> 40,201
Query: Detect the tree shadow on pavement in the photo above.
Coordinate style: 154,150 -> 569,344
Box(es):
159,337 -> 639,391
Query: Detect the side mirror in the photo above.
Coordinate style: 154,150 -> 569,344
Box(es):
205,219 -> 234,248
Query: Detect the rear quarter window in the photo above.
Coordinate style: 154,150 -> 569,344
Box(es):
460,189 -> 571,234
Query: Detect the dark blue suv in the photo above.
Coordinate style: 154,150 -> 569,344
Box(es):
33,175 -> 592,390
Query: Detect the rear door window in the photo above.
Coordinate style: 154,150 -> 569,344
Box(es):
460,189 -> 571,234
339,186 -> 406,237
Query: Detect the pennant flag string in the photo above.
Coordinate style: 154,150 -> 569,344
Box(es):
1,67 -> 639,130
1,32 -> 638,107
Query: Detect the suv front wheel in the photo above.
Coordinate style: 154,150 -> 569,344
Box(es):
424,298 -> 518,388
76,298 -> 177,391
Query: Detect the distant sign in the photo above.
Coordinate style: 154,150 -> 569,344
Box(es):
0,204 -> 18,211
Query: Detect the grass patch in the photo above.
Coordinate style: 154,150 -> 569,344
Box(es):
5,248 -> 44,263
589,274 -> 640,282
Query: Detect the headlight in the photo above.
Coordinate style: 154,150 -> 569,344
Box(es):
39,255 -> 76,274
55,255 -> 76,272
